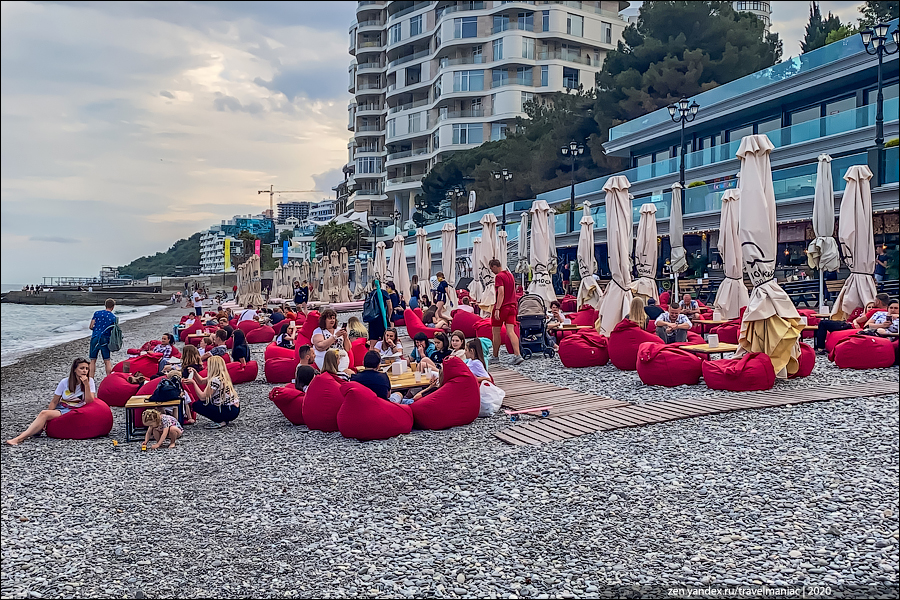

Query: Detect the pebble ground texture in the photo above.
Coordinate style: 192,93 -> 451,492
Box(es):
1,305 -> 898,599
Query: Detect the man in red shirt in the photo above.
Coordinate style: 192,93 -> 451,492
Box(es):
489,259 -> 524,365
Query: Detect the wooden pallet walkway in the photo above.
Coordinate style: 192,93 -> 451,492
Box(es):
493,381 -> 899,446
489,368 -> 629,415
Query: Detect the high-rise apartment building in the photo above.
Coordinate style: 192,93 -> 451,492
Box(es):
277,201 -> 312,224
733,1 -> 772,31
346,0 -> 630,222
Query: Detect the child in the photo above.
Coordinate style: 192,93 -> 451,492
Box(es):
417,332 -> 451,373
464,339 -> 491,384
374,328 -> 403,358
294,364 -> 316,392
449,330 -> 467,360
141,409 -> 183,450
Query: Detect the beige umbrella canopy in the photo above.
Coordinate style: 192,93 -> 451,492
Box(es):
247,254 -> 264,307
576,202 -> 603,310
339,247 -> 351,302
327,251 -> 340,302
426,240 -> 433,282
300,259 -> 310,289
515,212 -> 529,276
477,213 -> 500,310
808,154 -> 840,312
596,176 -> 634,336
735,134 -> 801,379
415,228 -> 429,284
498,230 -> 508,270
548,207 -> 558,275
713,189 -> 750,319
365,254 -> 375,293
354,256 -> 363,298
526,200 -> 557,305
388,234 -> 411,304
373,242 -> 387,284
440,224 -> 459,307
468,237 -> 484,305
831,165 -> 877,320
631,202 -> 659,302
669,182 -> 688,299
310,258 -> 320,302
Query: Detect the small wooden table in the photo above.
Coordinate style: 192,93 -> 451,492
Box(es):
802,324 -> 819,332
555,324 -> 592,331
185,333 -> 208,346
812,313 -> 831,319
691,319 -> 731,335
680,342 -> 740,359
386,370 -> 434,391
124,395 -> 183,442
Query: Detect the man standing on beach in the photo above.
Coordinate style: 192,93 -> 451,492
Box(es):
192,288 -> 204,316
489,259 -> 524,365
88,298 -> 117,378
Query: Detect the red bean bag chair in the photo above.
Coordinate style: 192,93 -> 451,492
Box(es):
350,337 -> 369,368
658,291 -> 670,308
229,317 -> 238,328
112,353 -> 163,377
404,308 -> 440,339
684,331 -> 704,345
559,329 -> 609,368
237,319 -> 261,334
572,307 -> 599,326
413,307 -> 424,320
393,318 -> 406,327
560,295 -> 577,312
265,356 -> 299,384
269,385 -> 305,425
830,334 -> 895,369
636,342 -> 703,387
789,343 -> 815,379
96,373 -> 140,407
178,320 -> 204,342
455,288 -> 470,302
825,327 -> 860,354
264,343 -> 296,361
710,320 -> 741,345
128,342 -> 182,359
337,382 -> 414,441
45,398 -> 114,440
410,357 -> 479,430
297,311 -> 320,346
451,309 -> 482,338
227,360 -> 259,384
246,325 -> 276,344
608,319 -> 662,371
474,319 -> 521,355
702,352 -> 775,392
302,372 -> 346,432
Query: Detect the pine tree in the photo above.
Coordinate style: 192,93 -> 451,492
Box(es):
858,0 -> 900,28
801,1 -> 845,53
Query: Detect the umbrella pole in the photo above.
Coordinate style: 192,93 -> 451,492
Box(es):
819,269 -> 825,313
673,273 -> 679,304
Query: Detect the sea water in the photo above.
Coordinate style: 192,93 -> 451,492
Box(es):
0,284 -> 167,366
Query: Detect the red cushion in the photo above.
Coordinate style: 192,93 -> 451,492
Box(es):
413,307 -> 424,320
830,335 -> 895,369
685,331 -> 704,345
797,309 -> 822,340
227,360 -> 259,384
558,330 -> 609,368
229,318 -> 238,328
572,308 -> 598,327
404,308 -> 439,339
178,321 -> 204,342
246,326 -> 276,344
608,319 -> 662,371
410,357 -> 479,430
789,343 -> 815,378
450,310 -> 482,338
474,319 -> 520,355
658,291 -> 670,307
337,382 -> 414,441
302,372 -> 346,432
237,320 -> 261,334
702,352 -> 775,392
97,373 -> 140,407
825,328 -> 859,353
45,399 -> 113,439
265,357 -> 299,384
269,385 -> 305,425
112,353 -> 162,377
136,376 -> 163,397
636,342 -> 702,387
394,318 -> 406,327
560,295 -> 577,312
350,337 -> 369,369
169,345 -> 181,359
299,311 -> 320,342
264,343 -> 297,361
710,320 -> 741,344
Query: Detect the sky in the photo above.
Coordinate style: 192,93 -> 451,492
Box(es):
0,1 -> 871,284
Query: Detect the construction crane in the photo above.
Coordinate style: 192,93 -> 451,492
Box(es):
257,185 -> 330,216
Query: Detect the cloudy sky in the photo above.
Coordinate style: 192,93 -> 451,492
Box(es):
0,1 -> 870,284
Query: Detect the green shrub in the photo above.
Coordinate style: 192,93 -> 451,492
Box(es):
687,181 -> 707,188
885,138 -> 899,148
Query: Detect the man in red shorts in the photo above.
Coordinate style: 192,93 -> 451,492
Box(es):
489,258 -> 524,365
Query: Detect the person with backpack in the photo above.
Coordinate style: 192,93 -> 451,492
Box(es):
88,298 -> 118,378
363,280 -> 392,341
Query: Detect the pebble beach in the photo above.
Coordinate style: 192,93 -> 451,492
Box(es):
1,304 -> 898,599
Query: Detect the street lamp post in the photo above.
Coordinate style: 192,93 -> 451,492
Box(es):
861,23 -> 899,187
491,169 -> 513,231
667,98 -> 700,188
560,140 -> 584,233
446,186 -> 466,264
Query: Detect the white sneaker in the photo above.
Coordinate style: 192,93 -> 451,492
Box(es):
512,355 -> 525,366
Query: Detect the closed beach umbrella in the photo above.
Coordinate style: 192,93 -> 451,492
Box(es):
327,251 -> 339,302
576,202 -> 602,310
365,255 -> 375,293
477,213 -> 500,310
713,189 -> 750,319
374,242 -> 387,284
272,265 -> 281,300
415,228 -> 429,283
311,258 -> 321,302
831,165 -> 877,320
596,176 -> 634,336
515,212 -> 529,276
632,202 -> 659,302
468,238 -> 484,304
526,200 -> 557,305
426,240 -> 432,282
249,255 -> 264,306
498,230 -> 508,270
388,234 -> 411,304
735,134 -> 802,379
808,154 -> 840,312
669,182 -> 688,299
548,207 -> 558,275
354,256 -> 363,297
440,224 -> 459,307
339,247 -> 351,302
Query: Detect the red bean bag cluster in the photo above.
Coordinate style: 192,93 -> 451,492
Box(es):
474,319 -> 520,355
410,357 -> 479,430
264,343 -> 296,361
45,398 -> 114,439
830,334 -> 895,369
559,295 -> 577,312
559,330 -> 609,368
702,352 -> 775,392
337,382 -> 414,441
825,328 -> 859,353
246,325 -> 276,344
302,372 -> 346,432
237,320 -> 261,334
789,342 -> 816,378
404,308 -> 440,339
636,342 -> 703,387
227,360 -> 259,384
608,319 -> 662,371
269,385 -> 305,425
710,320 -> 741,345
451,309 -> 482,338
572,307 -> 599,327
112,353 -> 163,377
265,357 -> 299,384
96,373 -> 141,407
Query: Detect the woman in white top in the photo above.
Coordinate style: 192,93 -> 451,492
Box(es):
6,358 -> 96,445
311,309 -> 349,370
374,328 -> 403,358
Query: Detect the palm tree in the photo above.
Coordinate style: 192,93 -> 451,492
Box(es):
315,222 -> 357,254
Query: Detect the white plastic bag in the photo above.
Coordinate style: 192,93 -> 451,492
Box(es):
478,380 -> 505,417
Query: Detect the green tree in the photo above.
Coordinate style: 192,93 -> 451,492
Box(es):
801,1 -> 844,53
233,229 -> 258,266
278,229 -> 294,243
314,222 -> 357,254
118,233 -> 201,279
825,24 -> 857,45
858,0 -> 900,28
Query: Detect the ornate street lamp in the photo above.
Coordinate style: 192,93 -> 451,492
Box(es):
560,140 -> 585,233
446,186 -> 466,252
667,98 -> 700,188
491,169 -> 513,231
860,22 -> 899,186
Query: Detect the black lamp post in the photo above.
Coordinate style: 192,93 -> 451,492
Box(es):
667,98 -> 700,188
446,186 -> 466,256
560,140 -> 584,233
491,169 -> 512,231
861,22 -> 899,186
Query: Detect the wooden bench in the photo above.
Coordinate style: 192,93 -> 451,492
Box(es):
781,280 -> 821,307
878,279 -> 899,296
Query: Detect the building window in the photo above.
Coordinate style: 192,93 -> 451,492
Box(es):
521,91 -> 534,109
471,98 -> 482,113
541,65 -> 549,86
410,15 -> 422,37
518,11 -> 534,31
756,117 -> 781,134
517,67 -> 532,85
726,125 -> 753,142
542,10 -> 549,31
387,118 -> 396,137
453,123 -> 483,144
491,123 -> 508,141
493,38 -> 503,60
566,13 -> 583,37
453,69 -> 485,92
635,154 -> 652,168
492,68 -> 509,87
493,14 -> 510,33
439,105 -> 448,120
472,45 -> 483,63
454,16 -> 477,39
432,131 -> 440,150
562,67 -> 578,89
602,21 -> 612,44
522,37 -> 535,59
357,156 -> 381,174
409,112 -> 423,133
825,96 -> 856,115
433,79 -> 442,98
389,23 -> 401,44
789,105 -> 821,126
698,133 -> 721,149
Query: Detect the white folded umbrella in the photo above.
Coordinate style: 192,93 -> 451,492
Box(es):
831,165 -> 878,319
712,189 -> 749,319
440,224 -> 459,307
596,176 -> 634,336
631,202 -> 659,302
477,213 -> 500,310
526,200 -> 558,305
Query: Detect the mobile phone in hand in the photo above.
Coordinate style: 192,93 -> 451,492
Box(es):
186,370 -> 194,380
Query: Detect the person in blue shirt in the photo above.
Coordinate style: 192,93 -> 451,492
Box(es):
88,298 -> 117,378
410,332 -> 436,366
350,351 -> 405,403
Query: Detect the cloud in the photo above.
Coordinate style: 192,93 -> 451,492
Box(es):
29,235 -> 81,244
160,90 -> 175,99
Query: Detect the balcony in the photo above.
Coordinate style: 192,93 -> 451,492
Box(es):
439,107 -> 493,120
387,49 -> 431,69
537,50 -> 600,66
357,39 -> 385,52
357,81 -> 386,92
386,147 -> 430,161
358,61 -> 385,72
357,18 -> 384,30
356,102 -> 384,113
388,97 -> 431,114
388,1 -> 431,22
435,2 -> 484,20
384,174 -> 426,190
444,55 -> 486,67
356,123 -> 385,132
489,76 -> 536,88
491,21 -> 535,34
354,146 -> 384,157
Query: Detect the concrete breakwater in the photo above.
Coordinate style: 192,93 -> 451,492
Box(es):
1,290 -> 171,306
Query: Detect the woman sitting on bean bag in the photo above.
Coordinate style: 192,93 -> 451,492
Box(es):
184,356 -> 240,429
230,329 -> 251,366
6,358 -> 98,445
275,322 -> 297,350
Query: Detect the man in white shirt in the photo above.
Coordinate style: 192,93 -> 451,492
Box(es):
237,305 -> 258,323
655,304 -> 692,344
192,289 -> 204,316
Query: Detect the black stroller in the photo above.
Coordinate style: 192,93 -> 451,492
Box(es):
517,294 -> 555,359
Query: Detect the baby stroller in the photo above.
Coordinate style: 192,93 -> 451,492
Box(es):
517,294 -> 555,359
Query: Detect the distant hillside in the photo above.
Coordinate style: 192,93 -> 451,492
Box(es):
119,233 -> 201,279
